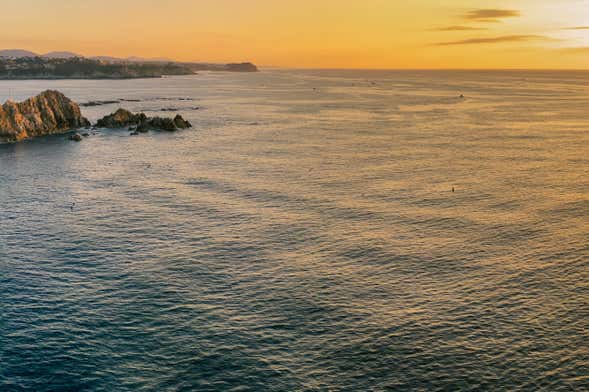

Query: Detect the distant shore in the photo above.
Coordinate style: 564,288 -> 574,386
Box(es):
0,57 -> 258,80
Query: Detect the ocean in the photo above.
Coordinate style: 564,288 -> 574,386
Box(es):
0,69 -> 588,391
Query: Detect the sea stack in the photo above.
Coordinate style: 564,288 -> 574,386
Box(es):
0,90 -> 90,143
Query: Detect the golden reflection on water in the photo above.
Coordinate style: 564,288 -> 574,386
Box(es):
0,70 -> 588,390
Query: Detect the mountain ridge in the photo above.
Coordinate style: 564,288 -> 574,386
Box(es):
0,49 -> 249,66
0,49 -> 39,58
43,51 -> 82,59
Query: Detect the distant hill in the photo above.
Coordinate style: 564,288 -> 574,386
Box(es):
42,51 -> 82,59
0,49 -> 259,77
0,49 -> 83,59
0,49 -> 38,58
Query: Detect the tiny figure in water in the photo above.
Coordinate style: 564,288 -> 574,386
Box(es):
452,187 -> 455,193
459,94 -> 464,99
70,202 -> 76,211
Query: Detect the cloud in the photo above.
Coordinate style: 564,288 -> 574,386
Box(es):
434,35 -> 551,46
432,25 -> 488,31
563,26 -> 589,30
463,9 -> 520,22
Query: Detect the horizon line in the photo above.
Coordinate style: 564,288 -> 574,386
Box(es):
1,50 -> 586,72
262,66 -> 589,72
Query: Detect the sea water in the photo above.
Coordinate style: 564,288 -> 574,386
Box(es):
0,70 -> 588,391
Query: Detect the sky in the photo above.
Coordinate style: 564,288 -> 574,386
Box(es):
1,0 -> 588,69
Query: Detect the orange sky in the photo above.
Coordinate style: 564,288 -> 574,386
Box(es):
1,0 -> 588,69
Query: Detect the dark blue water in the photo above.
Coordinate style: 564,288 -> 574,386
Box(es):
1,70 -> 588,391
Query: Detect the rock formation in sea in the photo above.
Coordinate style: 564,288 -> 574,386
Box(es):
95,108 -> 192,132
0,90 -> 90,143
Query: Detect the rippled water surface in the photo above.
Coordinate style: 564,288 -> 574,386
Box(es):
1,70 -> 588,391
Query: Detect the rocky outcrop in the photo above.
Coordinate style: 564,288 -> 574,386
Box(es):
95,109 -> 147,128
173,114 -> 191,129
0,90 -> 90,143
95,109 -> 192,132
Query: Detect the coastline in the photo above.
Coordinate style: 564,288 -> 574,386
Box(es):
0,75 -> 167,80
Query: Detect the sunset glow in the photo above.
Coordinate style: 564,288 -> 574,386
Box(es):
1,0 -> 588,69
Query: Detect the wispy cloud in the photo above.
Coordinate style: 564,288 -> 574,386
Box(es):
463,9 -> 520,22
432,25 -> 488,32
434,35 -> 550,46
563,26 -> 589,30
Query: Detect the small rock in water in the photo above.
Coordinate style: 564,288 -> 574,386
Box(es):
173,114 -> 192,129
136,122 -> 149,133
80,100 -> 120,107
69,133 -> 83,142
130,131 -> 139,136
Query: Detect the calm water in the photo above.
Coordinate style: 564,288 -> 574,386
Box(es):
0,70 -> 588,391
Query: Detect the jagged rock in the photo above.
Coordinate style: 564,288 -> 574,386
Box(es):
0,90 -> 90,143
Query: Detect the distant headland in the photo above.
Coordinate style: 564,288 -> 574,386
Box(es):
0,49 -> 258,79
